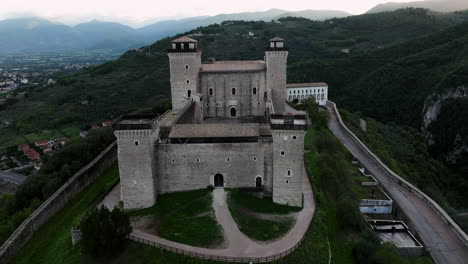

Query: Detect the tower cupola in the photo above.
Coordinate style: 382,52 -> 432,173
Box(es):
170,36 -> 198,52
268,37 -> 286,50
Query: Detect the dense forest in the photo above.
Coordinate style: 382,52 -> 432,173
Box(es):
1,7 -> 467,228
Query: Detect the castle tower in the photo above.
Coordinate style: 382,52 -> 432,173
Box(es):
168,36 -> 202,110
271,114 -> 307,207
113,115 -> 159,210
265,37 -> 288,114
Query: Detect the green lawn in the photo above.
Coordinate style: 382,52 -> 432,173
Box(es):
228,189 -> 301,214
127,189 -> 224,248
227,190 -> 297,241
352,185 -> 389,200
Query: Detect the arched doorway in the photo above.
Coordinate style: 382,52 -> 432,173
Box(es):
256,177 -> 262,188
214,174 -> 224,187
230,107 -> 237,117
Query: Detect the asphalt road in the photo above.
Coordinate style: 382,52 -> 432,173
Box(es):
326,104 -> 468,264
0,170 -> 26,185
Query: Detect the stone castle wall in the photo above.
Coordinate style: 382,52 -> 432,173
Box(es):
272,130 -> 305,207
168,51 -> 202,110
115,129 -> 158,210
156,141 -> 273,194
200,71 -> 266,118
0,142 -> 117,264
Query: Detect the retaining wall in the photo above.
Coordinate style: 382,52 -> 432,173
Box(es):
327,101 -> 468,249
0,141 -> 117,264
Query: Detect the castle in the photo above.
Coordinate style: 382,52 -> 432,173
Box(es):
113,36 -> 328,210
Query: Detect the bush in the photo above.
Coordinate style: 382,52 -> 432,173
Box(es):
80,205 -> 132,257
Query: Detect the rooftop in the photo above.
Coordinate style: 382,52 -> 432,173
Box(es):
172,36 -> 198,43
286,82 -> 328,88
201,60 -> 266,73
169,123 -> 259,138
270,37 -> 284,42
112,114 -> 158,130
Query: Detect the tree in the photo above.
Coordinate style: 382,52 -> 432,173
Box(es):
80,205 -> 132,257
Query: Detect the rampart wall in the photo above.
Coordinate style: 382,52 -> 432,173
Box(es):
0,142 -> 117,264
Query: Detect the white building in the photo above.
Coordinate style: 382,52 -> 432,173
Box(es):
286,83 -> 328,106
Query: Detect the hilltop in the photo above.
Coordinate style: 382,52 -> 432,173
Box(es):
0,8 -> 467,210
367,0 -> 468,13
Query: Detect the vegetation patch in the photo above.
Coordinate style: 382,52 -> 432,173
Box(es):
12,164 -> 119,264
127,189 -> 224,248
227,190 -> 297,241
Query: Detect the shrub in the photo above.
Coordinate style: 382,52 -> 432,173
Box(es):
80,206 -> 132,257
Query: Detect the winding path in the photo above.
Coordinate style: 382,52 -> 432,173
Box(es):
326,102 -> 468,264
130,169 -> 315,259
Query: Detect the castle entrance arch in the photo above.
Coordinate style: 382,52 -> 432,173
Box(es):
230,107 -> 237,117
256,177 -> 262,188
214,174 -> 224,187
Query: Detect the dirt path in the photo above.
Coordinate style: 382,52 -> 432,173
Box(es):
131,170 -> 315,258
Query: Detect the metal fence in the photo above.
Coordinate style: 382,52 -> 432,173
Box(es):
129,233 -> 305,263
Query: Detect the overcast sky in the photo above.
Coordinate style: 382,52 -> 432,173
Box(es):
1,0 -> 416,27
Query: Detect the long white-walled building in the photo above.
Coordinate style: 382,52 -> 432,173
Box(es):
286,82 -> 328,106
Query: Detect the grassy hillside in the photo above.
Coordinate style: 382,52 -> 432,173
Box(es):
0,8 -> 467,209
1,9 -> 467,150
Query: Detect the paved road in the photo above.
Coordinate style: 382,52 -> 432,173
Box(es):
326,104 -> 468,264
131,168 -> 316,259
0,170 -> 26,185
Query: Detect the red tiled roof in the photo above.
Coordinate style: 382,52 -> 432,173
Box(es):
270,37 -> 284,42
172,36 -> 197,43
35,140 -> 48,146
27,149 -> 40,160
102,121 -> 112,126
18,144 -> 30,152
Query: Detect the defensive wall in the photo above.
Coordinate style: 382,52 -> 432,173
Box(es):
0,141 -> 118,264
327,100 -> 468,249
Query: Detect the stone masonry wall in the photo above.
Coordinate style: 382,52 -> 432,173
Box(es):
115,129 -> 157,210
272,130 -> 305,207
200,71 -> 266,118
0,142 -> 117,264
156,141 -> 273,193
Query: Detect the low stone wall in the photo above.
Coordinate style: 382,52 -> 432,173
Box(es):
327,101 -> 468,249
0,141 -> 117,264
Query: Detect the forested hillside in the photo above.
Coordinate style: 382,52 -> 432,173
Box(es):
1,8 -> 467,213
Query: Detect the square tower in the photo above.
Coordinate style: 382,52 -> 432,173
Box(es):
271,113 -> 307,207
265,37 -> 288,114
113,114 -> 159,210
168,36 -> 202,110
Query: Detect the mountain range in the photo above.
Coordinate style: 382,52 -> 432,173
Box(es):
367,0 -> 468,13
0,9 -> 351,54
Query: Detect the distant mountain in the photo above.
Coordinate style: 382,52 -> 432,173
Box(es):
275,10 -> 351,20
136,8 -> 351,41
367,0 -> 468,13
0,17 -> 82,53
0,9 -> 352,54
74,20 -> 142,50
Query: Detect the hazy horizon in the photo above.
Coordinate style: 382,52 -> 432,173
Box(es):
1,0 -> 417,28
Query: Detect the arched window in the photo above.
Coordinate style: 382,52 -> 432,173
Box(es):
134,140 -> 139,146
186,79 -> 190,84
289,96 -> 292,101
321,94 -> 325,100
293,136 -> 296,139
187,90 -> 191,98
287,169 -> 292,177
196,158 -> 200,163
232,88 -> 236,95
281,151 -> 285,156
185,64 -> 189,70
209,88 -> 213,95
253,87 -> 257,95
